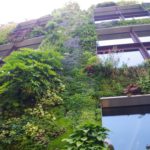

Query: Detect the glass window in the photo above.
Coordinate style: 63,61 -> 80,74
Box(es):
139,36 -> 150,42
98,51 -> 144,67
97,38 -> 133,46
103,114 -> 150,150
95,19 -> 120,24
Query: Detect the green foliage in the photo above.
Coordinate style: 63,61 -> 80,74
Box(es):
99,79 -> 123,96
46,21 -> 58,30
96,2 -> 116,8
98,18 -> 150,28
142,3 -> 150,11
117,0 -> 137,6
84,56 -> 150,96
0,23 -> 16,45
139,74 -> 150,93
0,48 -> 63,115
29,26 -> 46,38
116,18 -> 150,26
73,23 -> 96,53
1,1 -> 149,150
0,104 -> 65,150
63,123 -> 109,150
0,48 -> 65,149
96,1 -> 137,8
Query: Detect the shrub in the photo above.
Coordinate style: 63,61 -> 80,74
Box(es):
0,48 -> 64,115
29,26 -> 46,38
0,104 -> 65,150
139,73 -> 150,93
72,23 -> 96,53
63,123 -> 110,150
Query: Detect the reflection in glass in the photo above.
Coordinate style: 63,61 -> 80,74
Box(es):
103,114 -> 150,150
98,51 -> 144,67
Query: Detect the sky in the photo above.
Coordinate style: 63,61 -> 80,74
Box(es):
0,0 -> 150,24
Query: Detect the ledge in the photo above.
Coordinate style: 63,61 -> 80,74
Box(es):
100,94 -> 150,116
94,4 -> 149,21
0,43 -> 14,51
96,24 -> 150,36
15,36 -> 44,48
0,36 -> 44,58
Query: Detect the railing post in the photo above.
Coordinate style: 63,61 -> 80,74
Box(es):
130,29 -> 150,60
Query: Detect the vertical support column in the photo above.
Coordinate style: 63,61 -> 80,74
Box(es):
130,29 -> 150,60
116,7 -> 125,20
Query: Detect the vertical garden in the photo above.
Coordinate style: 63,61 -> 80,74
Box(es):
0,2 -> 150,150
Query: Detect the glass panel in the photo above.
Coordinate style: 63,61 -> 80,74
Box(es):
98,51 -> 144,67
97,38 -> 133,46
103,114 -> 150,150
95,19 -> 120,24
139,36 -> 150,42
125,16 -> 150,20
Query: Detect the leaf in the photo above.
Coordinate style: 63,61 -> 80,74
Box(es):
81,137 -> 87,141
76,141 -> 83,147
62,139 -> 74,144
97,136 -> 102,141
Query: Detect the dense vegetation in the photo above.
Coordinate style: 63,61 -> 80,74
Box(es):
0,23 -> 16,45
0,2 -> 150,150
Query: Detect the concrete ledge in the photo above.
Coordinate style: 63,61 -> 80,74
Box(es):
15,36 -> 44,48
101,94 -> 150,116
0,36 -> 44,58
0,43 -> 14,51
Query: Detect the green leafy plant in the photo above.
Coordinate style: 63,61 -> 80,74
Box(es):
0,48 -> 63,115
63,123 -> 110,150
0,104 -> 65,150
73,23 -> 96,53
139,73 -> 150,93
29,26 -> 46,38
